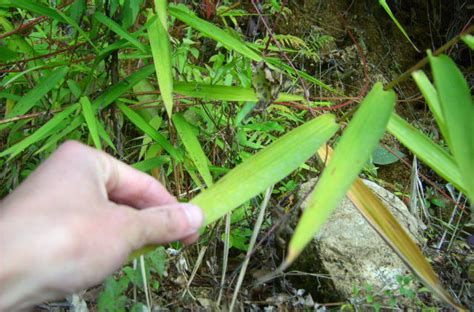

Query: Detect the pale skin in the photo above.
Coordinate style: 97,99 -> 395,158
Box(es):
0,141 -> 204,311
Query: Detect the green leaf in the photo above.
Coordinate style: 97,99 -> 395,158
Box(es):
429,53 -> 474,203
169,5 -> 262,62
118,103 -> 181,160
411,70 -> 447,140
0,104 -> 78,159
287,82 -> 395,264
93,65 -> 155,110
174,82 -> 304,102
0,46 -> 17,62
94,11 -> 148,53
372,145 -> 404,165
3,0 -> 65,22
2,67 -> 68,120
387,113 -> 466,194
378,0 -> 420,52
132,156 -> 169,172
173,113 -> 213,186
148,1 -> 174,117
192,113 -> 339,225
461,34 -> 474,50
80,97 -> 102,150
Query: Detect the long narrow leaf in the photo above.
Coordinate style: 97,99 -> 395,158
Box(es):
2,0 -> 65,22
286,83 -> 395,265
411,70 -> 447,140
118,103 -> 181,160
192,113 -> 339,225
148,1 -> 174,117
94,11 -> 147,53
93,65 -> 155,110
378,0 -> 420,52
174,82 -> 304,102
387,113 -> 466,194
0,104 -> 78,159
173,113 -> 213,186
1,67 -> 68,123
429,53 -> 474,204
169,5 -> 262,62
80,97 -> 102,150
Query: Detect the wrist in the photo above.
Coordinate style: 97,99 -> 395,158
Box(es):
0,217 -> 40,311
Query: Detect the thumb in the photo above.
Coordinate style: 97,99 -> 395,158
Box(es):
130,203 -> 204,247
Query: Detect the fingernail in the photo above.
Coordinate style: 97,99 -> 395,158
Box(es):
182,204 -> 204,230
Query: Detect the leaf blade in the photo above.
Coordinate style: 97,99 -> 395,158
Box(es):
148,1 -> 174,117
287,82 -> 396,264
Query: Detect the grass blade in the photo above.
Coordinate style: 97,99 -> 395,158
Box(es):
169,5 -> 262,62
94,11 -> 148,53
429,53 -> 474,204
2,0 -> 65,22
0,104 -> 78,159
93,65 -> 155,110
1,67 -> 68,124
412,70 -> 447,140
148,1 -> 174,117
387,113 -> 466,194
118,103 -> 181,160
132,156 -> 169,172
286,82 -> 395,265
378,0 -> 420,52
174,82 -> 304,102
192,113 -> 339,225
173,113 -> 213,186
80,97 -> 102,150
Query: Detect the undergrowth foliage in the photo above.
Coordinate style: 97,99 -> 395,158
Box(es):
0,0 -> 472,310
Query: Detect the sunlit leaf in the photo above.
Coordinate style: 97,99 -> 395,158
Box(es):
286,82 -> 395,265
148,0 -> 174,117
430,53 -> 474,204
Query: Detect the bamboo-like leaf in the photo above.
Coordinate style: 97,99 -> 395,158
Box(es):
429,53 -> 474,204
94,11 -> 148,53
1,0 -> 65,22
34,117 -> 84,155
378,0 -> 420,52
169,5 -> 262,62
192,113 -> 339,225
1,67 -> 68,127
93,65 -> 155,110
462,34 -> 474,50
174,82 -> 304,102
0,104 -> 78,159
80,97 -> 102,150
318,146 -> 464,310
118,103 -> 181,160
388,113 -> 466,194
411,70 -> 446,138
133,156 -> 169,172
97,121 -> 117,152
173,113 -> 213,186
286,83 -> 395,265
148,1 -> 174,117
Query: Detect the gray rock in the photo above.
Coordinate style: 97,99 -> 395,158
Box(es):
298,178 -> 423,298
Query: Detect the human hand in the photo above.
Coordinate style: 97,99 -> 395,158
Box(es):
0,141 -> 204,310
